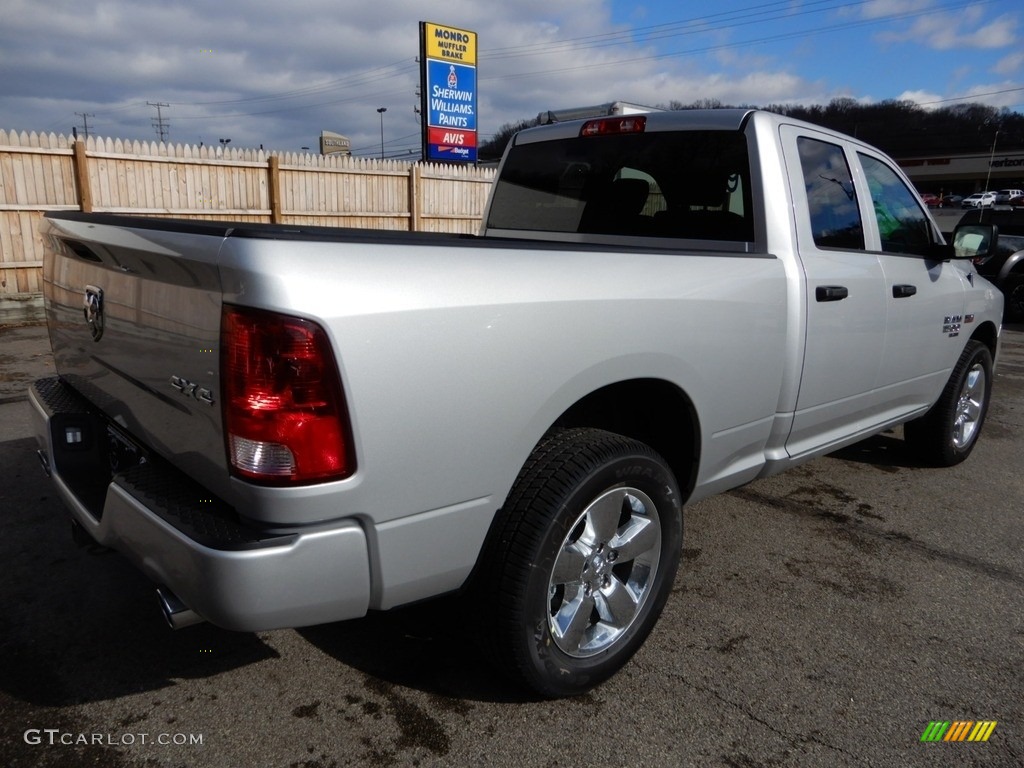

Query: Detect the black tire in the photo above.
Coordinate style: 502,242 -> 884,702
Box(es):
904,340 -> 993,466
1004,275 -> 1024,321
479,428 -> 683,697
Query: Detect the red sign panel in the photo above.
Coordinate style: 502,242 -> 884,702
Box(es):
427,127 -> 477,148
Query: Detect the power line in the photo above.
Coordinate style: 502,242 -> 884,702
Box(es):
168,83 -> 416,121
483,0 -> 856,60
916,87 -> 1024,108
177,59 -> 417,107
480,0 -> 1004,85
30,0 -> 1018,145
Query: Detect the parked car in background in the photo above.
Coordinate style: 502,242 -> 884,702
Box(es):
994,189 -> 1024,206
963,192 -> 997,208
1010,194 -> 1024,208
920,192 -> 941,208
941,194 -> 964,208
958,208 -> 1024,319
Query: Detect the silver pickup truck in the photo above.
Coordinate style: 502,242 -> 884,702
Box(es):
30,109 -> 1003,697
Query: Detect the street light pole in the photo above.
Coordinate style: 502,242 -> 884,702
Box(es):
376,107 -> 387,160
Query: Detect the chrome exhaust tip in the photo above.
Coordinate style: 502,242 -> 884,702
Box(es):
36,449 -> 51,477
156,587 -> 204,629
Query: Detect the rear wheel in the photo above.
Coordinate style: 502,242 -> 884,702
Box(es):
480,428 -> 683,697
905,340 -> 992,466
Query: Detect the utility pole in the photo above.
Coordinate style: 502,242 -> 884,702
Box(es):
377,107 -> 387,160
74,112 -> 95,139
984,129 -> 999,193
148,101 -> 170,142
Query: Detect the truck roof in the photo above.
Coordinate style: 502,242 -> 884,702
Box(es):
510,109 -> 907,158
537,101 -> 664,124
513,108 -> 757,145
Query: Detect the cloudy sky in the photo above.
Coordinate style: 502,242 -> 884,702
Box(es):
1,0 -> 1020,158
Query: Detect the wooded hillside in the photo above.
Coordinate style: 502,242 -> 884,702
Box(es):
479,98 -> 1024,161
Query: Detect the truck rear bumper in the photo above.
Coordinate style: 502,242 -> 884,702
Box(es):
29,376 -> 371,632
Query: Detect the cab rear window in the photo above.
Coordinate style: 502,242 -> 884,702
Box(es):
487,130 -> 754,242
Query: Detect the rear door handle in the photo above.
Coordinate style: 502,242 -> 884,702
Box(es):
815,285 -> 849,302
892,284 -> 917,298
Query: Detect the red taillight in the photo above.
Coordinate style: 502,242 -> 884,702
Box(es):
221,306 -> 354,485
580,116 -> 647,137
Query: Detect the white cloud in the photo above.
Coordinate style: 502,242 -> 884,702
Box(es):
877,8 -> 1017,50
993,52 -> 1024,76
0,0 -> 1020,153
680,71 -> 828,107
859,0 -> 933,21
897,89 -> 945,109
960,81 -> 1024,109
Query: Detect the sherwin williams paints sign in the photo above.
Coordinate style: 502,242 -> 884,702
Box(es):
420,22 -> 478,163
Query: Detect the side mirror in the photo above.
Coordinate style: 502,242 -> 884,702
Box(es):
951,223 -> 997,260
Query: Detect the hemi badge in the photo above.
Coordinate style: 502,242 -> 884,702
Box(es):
964,314 -> 975,323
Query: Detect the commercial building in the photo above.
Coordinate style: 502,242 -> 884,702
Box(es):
898,149 -> 1024,197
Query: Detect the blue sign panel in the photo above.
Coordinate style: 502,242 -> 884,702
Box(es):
426,60 -> 477,132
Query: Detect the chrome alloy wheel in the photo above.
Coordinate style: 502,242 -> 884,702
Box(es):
547,486 -> 662,658
952,362 -> 987,449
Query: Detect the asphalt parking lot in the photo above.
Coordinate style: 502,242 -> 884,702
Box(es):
0,320 -> 1021,768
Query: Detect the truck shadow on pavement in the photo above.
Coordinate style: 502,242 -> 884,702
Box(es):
1,432 -> 528,710
298,596 -> 538,704
0,436 -> 279,710
827,428 -> 933,470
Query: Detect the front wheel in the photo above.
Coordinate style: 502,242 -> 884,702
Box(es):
905,340 -> 993,466
480,428 -> 683,697
1004,275 -> 1024,321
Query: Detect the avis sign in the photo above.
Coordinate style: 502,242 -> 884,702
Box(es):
420,22 -> 478,163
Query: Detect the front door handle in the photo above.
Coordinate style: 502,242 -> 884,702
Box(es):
892,284 -> 917,298
815,285 -> 849,302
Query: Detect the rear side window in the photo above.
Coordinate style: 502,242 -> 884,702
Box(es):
487,130 -> 754,242
796,137 -> 864,250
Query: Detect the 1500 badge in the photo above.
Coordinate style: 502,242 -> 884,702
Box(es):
943,315 -> 962,337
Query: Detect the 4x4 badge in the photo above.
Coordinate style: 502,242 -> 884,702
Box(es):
83,285 -> 104,341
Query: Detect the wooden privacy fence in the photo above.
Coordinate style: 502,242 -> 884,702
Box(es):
0,130 -> 497,297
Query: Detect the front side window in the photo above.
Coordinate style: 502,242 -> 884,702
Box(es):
858,153 -> 934,256
796,137 -> 864,250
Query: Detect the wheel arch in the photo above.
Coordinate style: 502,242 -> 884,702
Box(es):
465,378 -> 700,597
970,320 -> 1000,360
997,250 -> 1024,283
550,378 -> 701,503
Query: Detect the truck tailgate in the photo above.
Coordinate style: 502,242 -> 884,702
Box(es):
41,213 -> 232,499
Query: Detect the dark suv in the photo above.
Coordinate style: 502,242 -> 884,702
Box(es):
958,208 -> 1024,320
